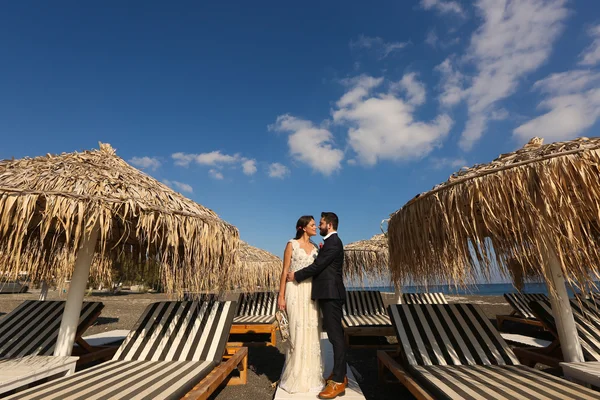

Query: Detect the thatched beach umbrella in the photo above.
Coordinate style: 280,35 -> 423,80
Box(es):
0,143 -> 239,356
233,240 -> 282,291
344,233 -> 391,284
387,136 -> 600,363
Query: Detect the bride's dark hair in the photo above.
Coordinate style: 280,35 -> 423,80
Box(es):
294,215 -> 314,240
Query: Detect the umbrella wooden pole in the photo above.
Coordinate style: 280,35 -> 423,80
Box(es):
394,287 -> 402,304
543,245 -> 584,363
54,226 -> 99,357
39,280 -> 48,301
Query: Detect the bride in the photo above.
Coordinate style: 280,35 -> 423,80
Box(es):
277,215 -> 325,393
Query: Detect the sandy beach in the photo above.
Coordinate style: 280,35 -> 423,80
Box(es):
0,290 -> 547,400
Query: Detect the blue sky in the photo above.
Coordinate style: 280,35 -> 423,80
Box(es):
1,0 -> 600,278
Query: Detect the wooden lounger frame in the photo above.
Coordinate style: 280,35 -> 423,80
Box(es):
182,345 -> 248,400
376,350 -> 434,400
229,321 -> 278,347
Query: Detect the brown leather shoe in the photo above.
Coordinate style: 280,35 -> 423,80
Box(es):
318,380 -> 346,399
325,373 -> 348,386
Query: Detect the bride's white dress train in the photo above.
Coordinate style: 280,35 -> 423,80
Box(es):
279,239 -> 325,393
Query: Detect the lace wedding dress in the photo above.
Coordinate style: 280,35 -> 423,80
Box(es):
279,239 -> 325,393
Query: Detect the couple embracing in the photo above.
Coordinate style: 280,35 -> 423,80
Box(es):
277,212 -> 347,399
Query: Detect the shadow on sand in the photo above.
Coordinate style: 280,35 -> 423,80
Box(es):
208,345 -> 284,399
93,316 -> 120,326
87,291 -> 159,298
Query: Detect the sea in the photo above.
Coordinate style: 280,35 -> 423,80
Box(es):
351,282 -> 597,296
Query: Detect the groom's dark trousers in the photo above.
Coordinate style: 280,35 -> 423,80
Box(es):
319,299 -> 346,382
294,232 -> 347,383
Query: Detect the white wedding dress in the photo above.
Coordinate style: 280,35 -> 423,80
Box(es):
279,239 -> 325,393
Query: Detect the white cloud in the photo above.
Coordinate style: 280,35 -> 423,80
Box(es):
420,0 -> 466,17
268,163 -> 290,179
269,115 -> 344,176
436,57 -> 466,107
332,74 -> 453,165
392,73 -> 426,106
431,157 -> 468,170
172,152 -> 196,167
241,159 -> 257,175
453,0 -> 569,150
172,151 -> 258,177
579,24 -> 600,66
425,29 -> 438,48
209,169 -> 224,180
338,75 -> 384,108
349,35 -> 409,59
532,70 -> 600,95
173,181 -> 193,193
172,151 -> 240,167
162,180 -> 193,193
514,70 -> 600,142
426,28 -> 461,49
129,156 -> 161,171
490,108 -> 509,121
195,151 -> 240,165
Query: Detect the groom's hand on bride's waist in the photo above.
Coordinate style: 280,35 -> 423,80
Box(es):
286,271 -> 295,282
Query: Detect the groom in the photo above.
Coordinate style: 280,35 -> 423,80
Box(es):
287,212 -> 347,399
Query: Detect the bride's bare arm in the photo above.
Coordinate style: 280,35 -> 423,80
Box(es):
278,242 -> 293,311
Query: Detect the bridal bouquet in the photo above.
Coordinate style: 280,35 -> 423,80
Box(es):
275,309 -> 293,349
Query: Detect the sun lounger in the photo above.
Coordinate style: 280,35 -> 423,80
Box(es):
500,333 -> 552,348
0,300 -> 110,395
402,292 -> 447,304
496,292 -> 548,330
4,300 -> 248,400
378,303 -> 600,399
514,298 -> 600,367
230,291 -> 278,346
0,300 -> 110,364
342,290 -> 395,348
184,292 -> 277,346
560,361 -> 600,389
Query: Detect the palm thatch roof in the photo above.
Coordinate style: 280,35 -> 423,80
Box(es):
388,136 -> 600,290
0,143 -> 240,295
344,234 -> 389,282
232,240 -> 282,290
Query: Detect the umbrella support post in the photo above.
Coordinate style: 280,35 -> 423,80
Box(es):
394,288 -> 402,304
543,246 -> 584,363
39,281 -> 48,301
54,226 -> 99,357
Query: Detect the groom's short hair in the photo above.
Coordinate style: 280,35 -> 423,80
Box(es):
321,212 -> 339,230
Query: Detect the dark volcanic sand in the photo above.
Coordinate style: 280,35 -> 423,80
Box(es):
0,290 -> 548,400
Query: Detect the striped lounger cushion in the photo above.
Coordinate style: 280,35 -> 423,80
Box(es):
343,290 -> 391,327
388,303 -> 600,400
503,293 -> 548,319
233,292 -> 277,324
530,299 -> 600,362
0,300 -> 103,358
402,292 -> 448,304
7,300 -> 237,400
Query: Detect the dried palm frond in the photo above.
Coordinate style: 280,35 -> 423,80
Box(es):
0,143 -> 240,296
388,137 -> 600,293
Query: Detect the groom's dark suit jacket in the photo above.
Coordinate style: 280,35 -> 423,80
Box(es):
295,233 -> 346,300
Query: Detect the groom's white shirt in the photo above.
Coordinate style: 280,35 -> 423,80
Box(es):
323,231 -> 337,240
